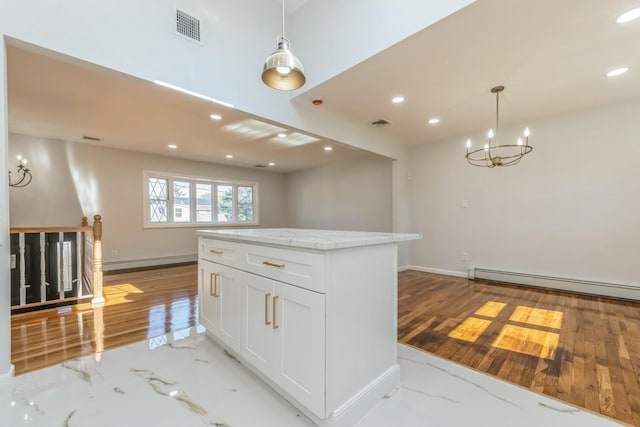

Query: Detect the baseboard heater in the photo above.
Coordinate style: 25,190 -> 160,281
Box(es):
472,267 -> 640,301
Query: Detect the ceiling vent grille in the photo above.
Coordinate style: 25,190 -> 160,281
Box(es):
176,9 -> 201,43
82,135 -> 101,142
371,119 -> 391,127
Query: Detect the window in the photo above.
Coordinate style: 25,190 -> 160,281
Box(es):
144,171 -> 259,227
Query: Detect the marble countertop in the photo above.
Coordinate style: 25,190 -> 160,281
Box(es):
196,228 -> 421,250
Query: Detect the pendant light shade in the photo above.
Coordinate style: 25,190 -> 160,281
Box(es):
262,1 -> 306,91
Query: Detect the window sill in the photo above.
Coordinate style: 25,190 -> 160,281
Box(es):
143,222 -> 259,229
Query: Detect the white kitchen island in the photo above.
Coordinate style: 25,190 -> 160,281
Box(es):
196,228 -> 421,427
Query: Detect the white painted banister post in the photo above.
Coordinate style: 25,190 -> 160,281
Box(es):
19,233 -> 25,306
91,215 -> 105,308
76,231 -> 83,298
40,232 -> 46,303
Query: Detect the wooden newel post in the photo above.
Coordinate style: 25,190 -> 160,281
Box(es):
91,215 -> 105,308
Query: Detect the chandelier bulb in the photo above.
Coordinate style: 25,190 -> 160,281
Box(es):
488,129 -> 494,139
524,127 -> 530,137
16,154 -> 22,160
517,138 -> 523,146
483,143 -> 489,151
466,139 -> 471,149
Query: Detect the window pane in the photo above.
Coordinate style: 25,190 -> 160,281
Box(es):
238,186 -> 254,222
217,185 -> 233,222
196,183 -> 212,222
173,181 -> 191,222
149,177 -> 168,223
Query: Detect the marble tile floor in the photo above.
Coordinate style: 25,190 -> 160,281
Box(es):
4,327 -> 623,427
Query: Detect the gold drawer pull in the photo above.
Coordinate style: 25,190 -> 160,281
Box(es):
263,260 -> 285,268
265,293 -> 271,325
209,249 -> 224,255
273,296 -> 279,330
210,273 -> 220,297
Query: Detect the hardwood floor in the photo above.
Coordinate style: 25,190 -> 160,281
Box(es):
11,264 -> 198,375
399,270 -> 640,426
10,265 -> 640,425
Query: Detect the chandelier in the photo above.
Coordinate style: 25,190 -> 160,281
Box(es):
8,155 -> 32,187
465,85 -> 532,167
261,0 -> 306,91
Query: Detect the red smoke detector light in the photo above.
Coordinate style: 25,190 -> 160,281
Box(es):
312,98 -> 323,106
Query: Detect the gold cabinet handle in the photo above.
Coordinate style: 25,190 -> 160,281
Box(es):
265,293 -> 271,325
273,296 -> 279,330
263,260 -> 285,268
210,273 -> 220,297
209,249 -> 224,255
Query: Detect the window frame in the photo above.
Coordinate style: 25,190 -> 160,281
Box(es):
143,170 -> 259,228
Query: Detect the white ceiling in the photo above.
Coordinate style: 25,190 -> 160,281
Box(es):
7,0 -> 640,170
299,0 -> 640,146
7,43 -> 368,173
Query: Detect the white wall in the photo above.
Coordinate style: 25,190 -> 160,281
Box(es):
285,155 -> 392,232
9,134 -> 287,268
407,98 -> 640,286
0,39 -> 11,377
291,0 -> 474,88
0,0 -> 442,161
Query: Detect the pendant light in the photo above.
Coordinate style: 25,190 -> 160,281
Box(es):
261,0 -> 306,91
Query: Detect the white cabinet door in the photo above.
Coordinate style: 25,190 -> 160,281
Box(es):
242,272 -> 275,373
273,281 -> 325,417
199,260 -> 242,353
199,261 -> 217,333
242,271 -> 326,418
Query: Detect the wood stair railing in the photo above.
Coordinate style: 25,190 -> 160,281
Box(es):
9,215 -> 104,311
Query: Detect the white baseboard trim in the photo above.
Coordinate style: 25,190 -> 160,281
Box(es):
0,364 -> 15,381
324,364 -> 400,427
401,265 -> 468,278
103,254 -> 197,272
474,267 -> 640,301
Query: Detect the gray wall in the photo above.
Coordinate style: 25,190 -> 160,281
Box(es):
284,155 -> 393,232
9,134 -> 287,266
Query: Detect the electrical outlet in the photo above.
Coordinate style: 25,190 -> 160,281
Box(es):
461,252 -> 469,262
111,250 -> 118,258
10,254 -> 16,269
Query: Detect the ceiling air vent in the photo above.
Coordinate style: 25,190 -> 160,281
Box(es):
176,9 -> 201,43
255,164 -> 266,168
371,119 -> 391,127
82,135 -> 101,142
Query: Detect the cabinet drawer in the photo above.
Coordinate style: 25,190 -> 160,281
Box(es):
245,245 -> 325,293
199,238 -> 243,268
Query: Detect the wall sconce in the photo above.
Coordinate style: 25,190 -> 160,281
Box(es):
8,155 -> 32,187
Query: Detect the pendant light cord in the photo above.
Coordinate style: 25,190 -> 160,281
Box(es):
495,89 -> 499,146
281,0 -> 285,39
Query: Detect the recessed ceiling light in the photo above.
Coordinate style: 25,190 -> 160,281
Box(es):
324,146 -> 333,151
606,67 -> 629,77
167,144 -> 177,149
391,96 -> 405,104
278,133 -> 287,138
617,7 -> 640,23
268,162 -> 276,166
428,118 -> 440,125
210,114 -> 222,120
225,154 -> 233,159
